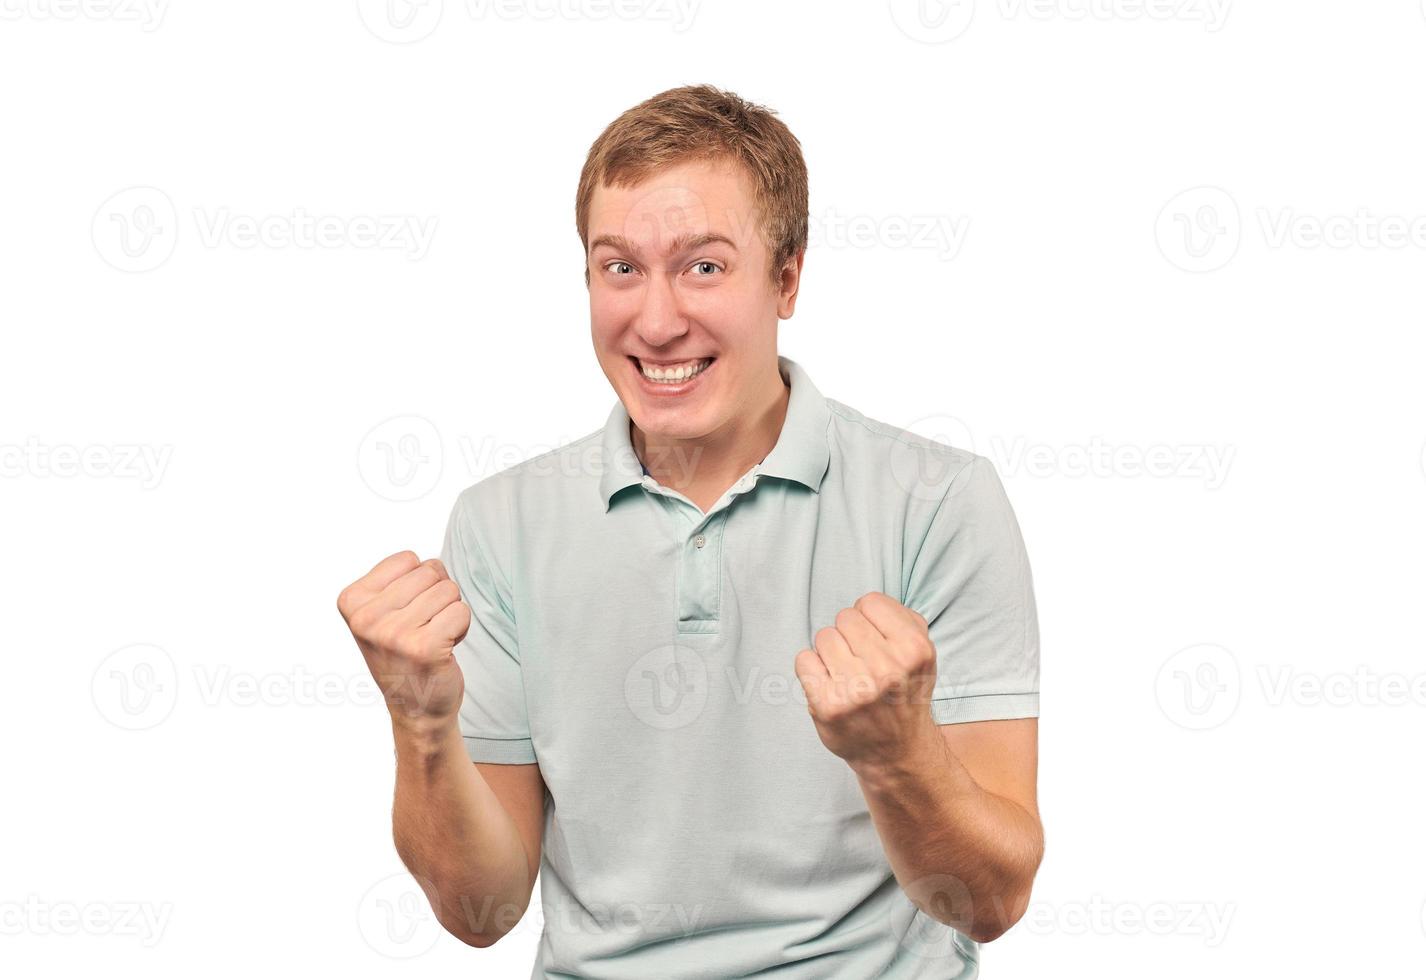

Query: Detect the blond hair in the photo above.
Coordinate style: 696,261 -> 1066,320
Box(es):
575,84 -> 809,288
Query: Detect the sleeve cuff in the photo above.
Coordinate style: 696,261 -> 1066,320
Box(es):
931,692 -> 1039,725
462,735 -> 537,764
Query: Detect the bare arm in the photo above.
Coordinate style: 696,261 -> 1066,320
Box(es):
392,722 -> 543,946
795,593 -> 1043,945
338,550 -> 545,948
853,718 -> 1042,944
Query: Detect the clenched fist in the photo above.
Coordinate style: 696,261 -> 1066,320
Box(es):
336,550 -> 471,731
793,591 -> 940,771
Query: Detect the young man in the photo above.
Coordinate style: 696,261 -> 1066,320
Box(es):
337,84 -> 1042,978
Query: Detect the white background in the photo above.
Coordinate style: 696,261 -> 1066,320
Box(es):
4,0 -> 1424,976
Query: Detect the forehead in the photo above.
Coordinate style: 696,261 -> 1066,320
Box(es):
587,158 -> 762,253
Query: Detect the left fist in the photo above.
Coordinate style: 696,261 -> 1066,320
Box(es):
793,591 -> 939,769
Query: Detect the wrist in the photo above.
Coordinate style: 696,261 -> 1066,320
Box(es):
390,712 -> 461,756
850,722 -> 949,793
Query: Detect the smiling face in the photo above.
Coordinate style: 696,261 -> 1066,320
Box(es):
587,157 -> 803,448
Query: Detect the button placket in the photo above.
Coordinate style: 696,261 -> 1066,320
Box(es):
676,512 -> 725,632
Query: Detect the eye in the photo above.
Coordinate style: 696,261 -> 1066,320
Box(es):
690,260 -> 722,277
604,261 -> 636,277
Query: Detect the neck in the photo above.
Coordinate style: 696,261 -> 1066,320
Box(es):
632,363 -> 790,504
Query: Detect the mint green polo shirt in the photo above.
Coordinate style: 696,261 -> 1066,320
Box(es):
439,354 -> 1040,979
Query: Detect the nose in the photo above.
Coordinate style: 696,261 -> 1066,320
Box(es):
631,269 -> 689,348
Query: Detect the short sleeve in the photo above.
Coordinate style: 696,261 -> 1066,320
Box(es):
903,454 -> 1040,725
440,487 -> 537,764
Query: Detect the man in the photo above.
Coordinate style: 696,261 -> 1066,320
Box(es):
337,84 -> 1042,978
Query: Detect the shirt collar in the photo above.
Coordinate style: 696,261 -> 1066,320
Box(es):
598,354 -> 832,512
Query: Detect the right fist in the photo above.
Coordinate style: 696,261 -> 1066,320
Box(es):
336,550 -> 471,729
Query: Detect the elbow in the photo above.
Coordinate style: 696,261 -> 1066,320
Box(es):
966,918 -> 1011,945
432,891 -> 530,949
964,876 -> 1036,944
438,913 -> 508,949
457,929 -> 501,949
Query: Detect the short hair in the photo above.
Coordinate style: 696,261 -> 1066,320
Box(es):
575,84 -> 809,289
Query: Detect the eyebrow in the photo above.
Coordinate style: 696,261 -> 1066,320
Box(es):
588,231 -> 739,257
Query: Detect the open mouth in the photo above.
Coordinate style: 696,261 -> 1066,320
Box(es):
629,356 -> 717,387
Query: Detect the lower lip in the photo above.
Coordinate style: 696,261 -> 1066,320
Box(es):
630,357 -> 716,397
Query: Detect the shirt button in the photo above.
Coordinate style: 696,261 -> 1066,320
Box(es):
693,534 -> 707,549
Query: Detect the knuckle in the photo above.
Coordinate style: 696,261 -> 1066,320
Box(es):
814,625 -> 838,648
371,620 -> 407,653
912,636 -> 936,664
347,605 -> 376,636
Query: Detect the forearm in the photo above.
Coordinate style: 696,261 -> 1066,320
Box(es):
853,727 -> 1043,944
391,719 -> 532,947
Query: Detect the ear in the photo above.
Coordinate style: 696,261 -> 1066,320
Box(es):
776,248 -> 806,319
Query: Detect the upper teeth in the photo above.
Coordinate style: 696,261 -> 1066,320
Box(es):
640,358 -> 712,382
